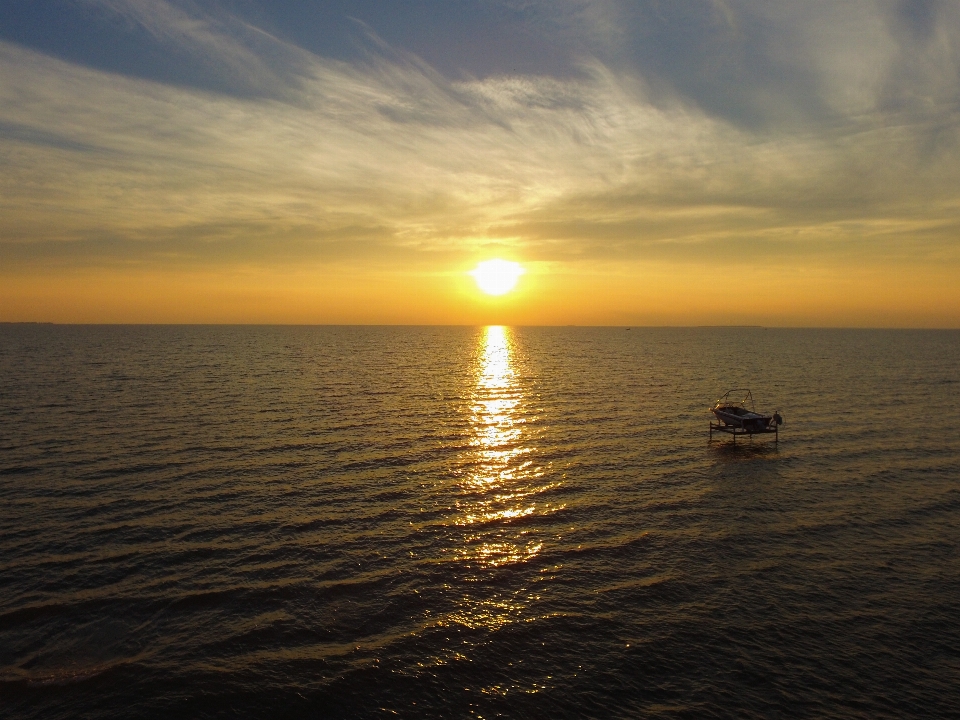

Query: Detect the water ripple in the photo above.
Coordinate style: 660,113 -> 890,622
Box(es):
0,326 -> 958,718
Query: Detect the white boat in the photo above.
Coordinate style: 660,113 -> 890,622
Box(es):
711,389 -> 782,433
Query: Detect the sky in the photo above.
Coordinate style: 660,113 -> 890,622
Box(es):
1,0 -> 958,326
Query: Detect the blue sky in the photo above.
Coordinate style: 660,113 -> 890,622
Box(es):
3,1 -> 949,124
1,1 -> 958,324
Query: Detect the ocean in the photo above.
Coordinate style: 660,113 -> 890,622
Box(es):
1,325 -> 959,718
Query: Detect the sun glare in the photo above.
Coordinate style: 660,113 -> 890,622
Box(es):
470,260 -> 525,296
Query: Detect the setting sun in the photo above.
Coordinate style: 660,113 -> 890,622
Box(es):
470,260 -> 525,296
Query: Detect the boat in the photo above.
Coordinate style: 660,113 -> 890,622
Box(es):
711,389 -> 782,433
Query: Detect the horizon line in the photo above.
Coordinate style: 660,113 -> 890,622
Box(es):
3,322 -> 959,331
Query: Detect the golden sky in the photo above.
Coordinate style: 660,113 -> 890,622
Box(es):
1,1 -> 958,326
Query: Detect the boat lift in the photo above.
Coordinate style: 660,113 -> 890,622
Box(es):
708,389 -> 782,443
709,419 -> 779,443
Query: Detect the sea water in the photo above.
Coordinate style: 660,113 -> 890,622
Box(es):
1,325 -> 959,718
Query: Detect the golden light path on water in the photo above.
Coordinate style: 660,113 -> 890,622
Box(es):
442,326 -> 562,632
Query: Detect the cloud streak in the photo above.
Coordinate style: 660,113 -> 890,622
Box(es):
0,0 -> 958,293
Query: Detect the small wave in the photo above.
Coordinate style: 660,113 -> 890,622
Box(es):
0,465 -> 39,476
0,657 -> 136,687
25,665 -> 115,686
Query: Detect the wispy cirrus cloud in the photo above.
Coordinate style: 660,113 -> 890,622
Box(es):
0,0 -> 959,281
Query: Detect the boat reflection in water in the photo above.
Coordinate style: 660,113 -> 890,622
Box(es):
442,326 -> 559,630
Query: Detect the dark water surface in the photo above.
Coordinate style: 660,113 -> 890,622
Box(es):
2,326 -> 959,719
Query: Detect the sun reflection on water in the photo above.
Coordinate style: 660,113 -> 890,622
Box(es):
431,327 -> 563,632
456,329 -> 556,557
464,326 -> 532,498
432,326 -> 563,631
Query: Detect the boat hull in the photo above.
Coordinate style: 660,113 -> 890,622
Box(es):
712,407 -> 772,432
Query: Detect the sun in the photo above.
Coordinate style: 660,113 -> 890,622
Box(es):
470,259 -> 525,296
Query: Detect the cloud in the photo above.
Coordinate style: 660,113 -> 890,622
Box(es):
0,0 -> 959,279
892,0 -> 940,41
73,0 -> 315,98
488,1 -> 960,129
